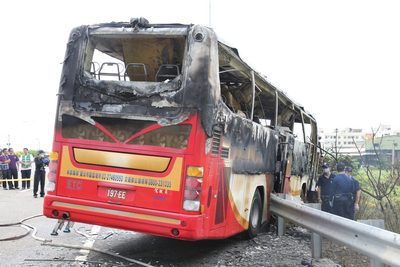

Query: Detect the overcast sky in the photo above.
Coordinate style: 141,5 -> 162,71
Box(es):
1,0 -> 399,151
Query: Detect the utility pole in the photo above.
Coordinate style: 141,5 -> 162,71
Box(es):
334,128 -> 339,157
392,139 -> 395,174
6,134 -> 11,149
209,0 -> 212,27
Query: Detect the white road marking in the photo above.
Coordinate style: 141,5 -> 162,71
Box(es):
19,189 -> 31,193
75,225 -> 102,261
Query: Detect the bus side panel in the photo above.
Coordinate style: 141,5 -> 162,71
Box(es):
207,162 -> 224,231
265,173 -> 274,221
283,139 -> 310,197
206,165 -> 270,238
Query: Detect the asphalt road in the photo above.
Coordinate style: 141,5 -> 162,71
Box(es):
0,184 -> 340,267
0,185 -> 243,267
0,186 -> 97,266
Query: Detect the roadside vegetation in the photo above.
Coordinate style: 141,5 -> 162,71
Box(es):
320,129 -> 400,234
15,149 -> 43,157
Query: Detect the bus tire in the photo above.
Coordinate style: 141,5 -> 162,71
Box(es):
245,190 -> 262,239
300,184 -> 306,203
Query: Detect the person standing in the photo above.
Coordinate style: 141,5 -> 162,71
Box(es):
0,148 -> 14,190
0,150 -> 3,188
317,162 -> 336,213
329,163 -> 354,219
345,166 -> 360,220
33,150 -> 49,198
8,148 -> 20,189
20,148 -> 34,189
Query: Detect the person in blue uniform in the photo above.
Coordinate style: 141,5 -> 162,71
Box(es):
329,163 -> 354,219
317,162 -> 336,213
0,148 -> 13,190
345,166 -> 360,220
33,150 -> 49,198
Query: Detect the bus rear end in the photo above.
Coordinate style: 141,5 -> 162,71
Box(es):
43,19 -> 222,241
44,111 -> 214,240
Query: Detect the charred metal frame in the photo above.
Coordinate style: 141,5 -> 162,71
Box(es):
56,20 -> 319,185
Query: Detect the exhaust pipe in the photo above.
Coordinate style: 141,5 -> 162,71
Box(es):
62,212 -> 70,219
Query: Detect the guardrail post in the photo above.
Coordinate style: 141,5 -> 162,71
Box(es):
358,220 -> 386,267
276,194 -> 286,236
305,203 -> 323,259
277,216 -> 286,236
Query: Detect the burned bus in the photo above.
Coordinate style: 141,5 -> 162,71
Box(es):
44,18 -> 320,240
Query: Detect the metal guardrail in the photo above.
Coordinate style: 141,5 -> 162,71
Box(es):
270,194 -> 400,267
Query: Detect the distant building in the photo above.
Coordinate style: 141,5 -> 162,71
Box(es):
319,128 -> 365,157
364,135 -> 400,166
319,125 -> 400,167
371,125 -> 393,137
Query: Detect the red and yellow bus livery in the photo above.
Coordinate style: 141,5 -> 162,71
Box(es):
44,18 -> 320,240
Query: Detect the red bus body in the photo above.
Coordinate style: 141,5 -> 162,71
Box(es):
45,112 -> 252,240
43,19 -> 319,241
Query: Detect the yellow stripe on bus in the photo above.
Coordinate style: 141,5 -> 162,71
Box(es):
61,146 -> 183,191
52,201 -> 181,224
73,147 -> 171,173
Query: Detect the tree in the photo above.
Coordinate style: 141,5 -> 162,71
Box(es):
354,126 -> 400,233
319,154 -> 359,176
15,150 -> 41,157
29,150 -> 41,157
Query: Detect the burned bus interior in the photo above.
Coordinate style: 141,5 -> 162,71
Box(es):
86,35 -> 186,83
84,30 -> 316,145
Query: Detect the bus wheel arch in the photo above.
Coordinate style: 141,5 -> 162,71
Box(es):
244,188 -> 263,239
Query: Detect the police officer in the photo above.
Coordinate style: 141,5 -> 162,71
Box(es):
345,166 -> 360,220
1,148 -> 14,190
329,163 -> 354,219
33,150 -> 49,198
317,162 -> 336,213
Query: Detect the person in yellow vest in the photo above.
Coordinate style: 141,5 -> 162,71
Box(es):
20,148 -> 34,189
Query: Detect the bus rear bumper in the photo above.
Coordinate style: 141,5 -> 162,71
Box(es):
43,195 -> 206,241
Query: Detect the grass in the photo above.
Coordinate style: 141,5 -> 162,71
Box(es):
352,167 -> 400,233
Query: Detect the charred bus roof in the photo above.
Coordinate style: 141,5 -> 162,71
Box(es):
59,17 -> 316,136
84,18 -> 315,121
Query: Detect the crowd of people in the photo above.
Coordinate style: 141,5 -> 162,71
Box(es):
0,148 -> 49,198
317,162 -> 361,220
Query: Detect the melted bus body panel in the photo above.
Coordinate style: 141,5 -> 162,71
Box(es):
44,19 -> 319,240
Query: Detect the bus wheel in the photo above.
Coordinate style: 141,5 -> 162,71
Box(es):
245,190 -> 262,239
300,184 -> 306,203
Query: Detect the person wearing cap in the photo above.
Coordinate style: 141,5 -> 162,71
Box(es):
317,162 -> 336,213
345,166 -> 360,220
329,163 -> 354,219
33,150 -> 49,198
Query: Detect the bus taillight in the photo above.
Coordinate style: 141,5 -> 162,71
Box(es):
47,151 -> 59,192
183,166 -> 204,212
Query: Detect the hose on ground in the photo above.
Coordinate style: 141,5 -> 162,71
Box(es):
1,214 -> 154,266
0,214 -> 46,241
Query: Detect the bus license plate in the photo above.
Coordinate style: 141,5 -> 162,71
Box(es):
106,188 -> 126,200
